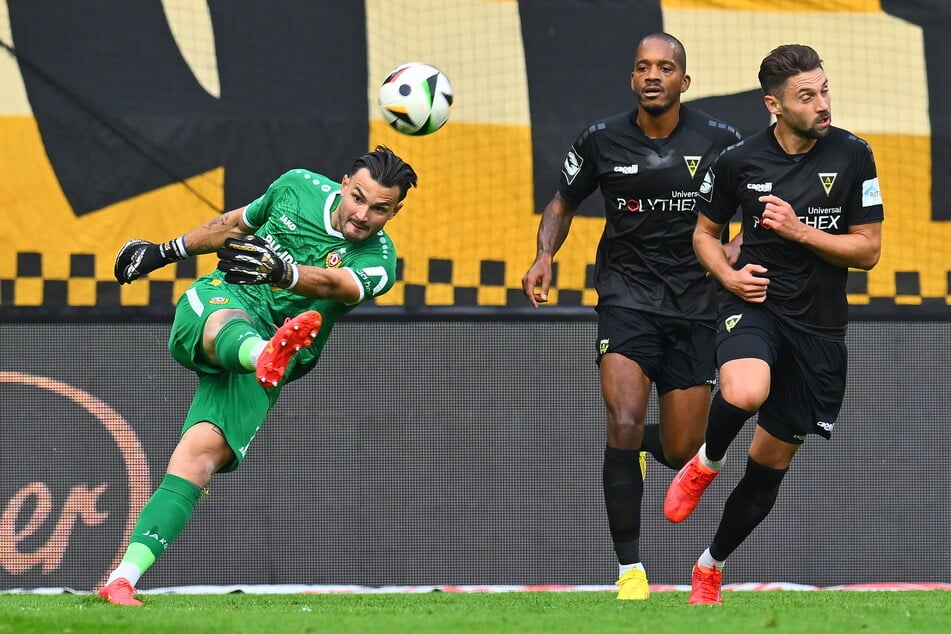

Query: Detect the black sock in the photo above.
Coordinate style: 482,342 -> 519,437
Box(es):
705,392 -> 755,462
602,446 -> 643,564
709,456 -> 788,560
641,424 -> 676,469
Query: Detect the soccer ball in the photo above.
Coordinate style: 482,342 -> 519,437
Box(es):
378,62 -> 453,136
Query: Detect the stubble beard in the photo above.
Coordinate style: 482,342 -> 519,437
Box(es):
639,98 -> 675,117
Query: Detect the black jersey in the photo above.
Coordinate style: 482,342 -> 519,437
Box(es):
559,106 -> 741,320
698,124 -> 884,338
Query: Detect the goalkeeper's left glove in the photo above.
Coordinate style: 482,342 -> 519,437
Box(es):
217,235 -> 298,289
114,237 -> 189,284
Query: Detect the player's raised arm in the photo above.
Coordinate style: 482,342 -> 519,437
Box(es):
114,208 -> 252,284
177,207 -> 254,255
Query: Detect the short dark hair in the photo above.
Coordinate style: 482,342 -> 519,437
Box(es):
350,145 -> 418,202
758,44 -> 824,97
638,32 -> 687,71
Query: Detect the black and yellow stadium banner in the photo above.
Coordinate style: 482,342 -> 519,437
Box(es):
1,0 -> 949,320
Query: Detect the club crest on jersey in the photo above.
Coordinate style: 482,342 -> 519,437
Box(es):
724,313 -> 742,332
209,297 -> 229,305
819,172 -> 837,196
325,251 -> 343,268
683,155 -> 701,178
599,339 -> 610,354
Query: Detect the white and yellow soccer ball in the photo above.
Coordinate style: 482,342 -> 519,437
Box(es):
378,62 -> 453,136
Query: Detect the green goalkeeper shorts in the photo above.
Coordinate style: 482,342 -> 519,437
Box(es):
168,277 -> 282,473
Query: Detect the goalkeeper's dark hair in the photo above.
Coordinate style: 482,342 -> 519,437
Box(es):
758,44 -> 823,98
351,145 -> 418,202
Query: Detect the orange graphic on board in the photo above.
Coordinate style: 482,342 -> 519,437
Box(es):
0,372 -> 150,589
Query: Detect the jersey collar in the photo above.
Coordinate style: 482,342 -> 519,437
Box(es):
629,104 -> 688,143
767,122 -> 820,161
324,189 -> 344,238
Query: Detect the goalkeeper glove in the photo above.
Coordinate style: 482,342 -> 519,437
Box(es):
114,237 -> 189,284
217,235 -> 298,289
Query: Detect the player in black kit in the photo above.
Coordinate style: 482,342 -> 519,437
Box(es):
521,33 -> 741,600
663,44 -> 884,605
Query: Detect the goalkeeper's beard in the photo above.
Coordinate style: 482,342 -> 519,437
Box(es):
340,221 -> 376,243
333,209 -> 376,243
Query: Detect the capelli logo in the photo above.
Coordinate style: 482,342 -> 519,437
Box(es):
0,372 -> 150,590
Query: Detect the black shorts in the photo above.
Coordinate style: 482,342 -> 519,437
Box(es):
595,306 -> 717,395
716,299 -> 847,442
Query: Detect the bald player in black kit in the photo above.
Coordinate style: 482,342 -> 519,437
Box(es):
521,32 -> 741,600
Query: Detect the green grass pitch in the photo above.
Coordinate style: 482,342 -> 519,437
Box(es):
1,590 -> 947,634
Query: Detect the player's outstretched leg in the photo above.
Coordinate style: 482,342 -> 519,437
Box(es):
256,311 -> 322,388
664,450 -> 719,523
688,563 -> 723,605
97,578 -> 143,606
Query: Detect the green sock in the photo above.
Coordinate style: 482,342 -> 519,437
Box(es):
126,474 -> 203,571
120,542 -> 157,573
213,319 -> 264,372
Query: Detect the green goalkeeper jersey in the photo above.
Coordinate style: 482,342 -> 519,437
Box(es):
206,168 -> 398,383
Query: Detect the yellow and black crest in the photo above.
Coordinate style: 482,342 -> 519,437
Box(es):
819,172 -> 837,196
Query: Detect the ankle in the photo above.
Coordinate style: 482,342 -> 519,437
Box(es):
697,547 -> 726,571
698,444 -> 723,470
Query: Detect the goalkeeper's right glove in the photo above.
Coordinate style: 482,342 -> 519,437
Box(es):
114,237 -> 189,284
216,235 -> 298,289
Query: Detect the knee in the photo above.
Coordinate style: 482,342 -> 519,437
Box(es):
201,308 -> 252,362
605,408 -> 645,448
664,440 -> 702,468
718,384 -> 767,413
168,424 -> 235,486
718,364 -> 770,411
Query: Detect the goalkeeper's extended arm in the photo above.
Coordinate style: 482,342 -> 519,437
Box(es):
114,236 -> 190,285
216,235 -> 298,289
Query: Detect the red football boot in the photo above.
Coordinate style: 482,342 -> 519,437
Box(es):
688,563 -> 723,605
664,452 -> 719,523
97,578 -> 143,606
256,311 -> 322,388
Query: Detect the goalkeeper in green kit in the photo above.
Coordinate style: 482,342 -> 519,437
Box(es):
98,146 -> 417,606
